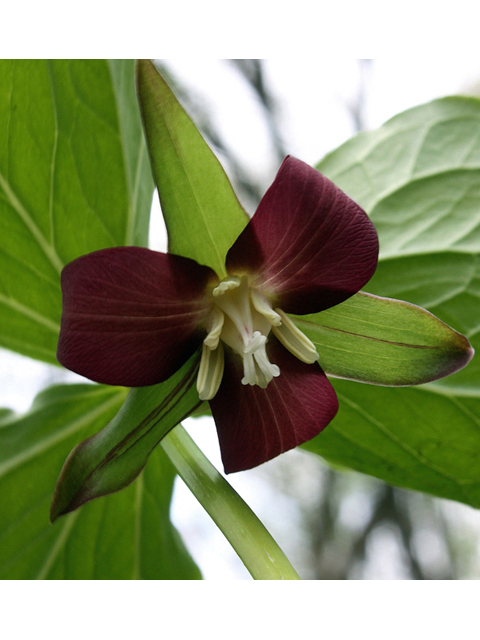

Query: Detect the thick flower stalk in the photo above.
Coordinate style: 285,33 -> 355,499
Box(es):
57,156 -> 378,473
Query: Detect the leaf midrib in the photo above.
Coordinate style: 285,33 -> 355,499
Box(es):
0,170 -> 63,274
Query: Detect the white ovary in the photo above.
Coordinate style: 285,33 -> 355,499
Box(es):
196,275 -> 319,401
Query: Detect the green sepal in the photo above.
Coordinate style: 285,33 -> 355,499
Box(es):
190,401 -> 212,418
292,291 -> 473,386
136,59 -> 249,278
50,352 -> 201,522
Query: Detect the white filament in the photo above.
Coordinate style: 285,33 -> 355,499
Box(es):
197,275 -> 318,400
272,308 -> 319,364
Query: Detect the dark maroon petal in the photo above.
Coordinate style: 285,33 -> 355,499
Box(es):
57,247 -> 216,386
226,156 -> 379,314
209,339 -> 338,473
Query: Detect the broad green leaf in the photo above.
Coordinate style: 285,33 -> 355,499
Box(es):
0,383 -> 200,579
51,353 -> 201,521
0,60 -> 154,365
305,96 -> 480,509
136,59 -> 249,278
291,292 -> 472,386
319,98 -> 480,396
319,96 -> 480,212
303,380 -> 480,510
107,60 -> 156,248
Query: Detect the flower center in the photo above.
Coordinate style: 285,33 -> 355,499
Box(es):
196,275 -> 319,401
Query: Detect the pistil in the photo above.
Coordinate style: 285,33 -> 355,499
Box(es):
196,275 -> 319,401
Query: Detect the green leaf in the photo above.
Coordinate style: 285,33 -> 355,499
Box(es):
305,96 -> 480,509
51,353 -> 201,521
0,60 -> 154,365
136,59 -> 249,278
318,96 -> 480,212
303,380 -> 480,510
291,291 -> 473,386
0,383 -> 200,579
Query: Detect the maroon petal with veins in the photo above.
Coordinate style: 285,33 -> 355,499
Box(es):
226,156 -> 379,315
57,247 -> 215,386
209,339 -> 339,473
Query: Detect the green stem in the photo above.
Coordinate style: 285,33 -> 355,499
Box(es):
161,424 -> 300,580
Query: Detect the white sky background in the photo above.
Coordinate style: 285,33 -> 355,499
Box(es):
3,58 -> 480,580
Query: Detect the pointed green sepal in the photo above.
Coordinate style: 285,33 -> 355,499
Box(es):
135,60 -> 248,278
50,352 -> 201,522
292,292 -> 473,386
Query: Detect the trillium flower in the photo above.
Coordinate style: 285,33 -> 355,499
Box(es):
57,156 -> 378,473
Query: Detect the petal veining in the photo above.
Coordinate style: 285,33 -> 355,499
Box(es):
57,247 -> 215,386
209,339 -> 338,473
226,156 -> 379,315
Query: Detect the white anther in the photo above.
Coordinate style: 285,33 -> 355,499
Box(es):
197,341 -> 225,401
204,307 -> 225,350
272,308 -> 319,364
212,275 -> 241,297
250,289 -> 282,326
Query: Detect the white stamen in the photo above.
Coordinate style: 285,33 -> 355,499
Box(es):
213,276 -> 253,349
197,341 -> 225,401
253,345 -> 280,381
196,275 -> 318,400
212,275 -> 241,297
204,307 -> 224,350
241,343 -> 280,388
272,308 -> 319,363
250,289 -> 282,326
